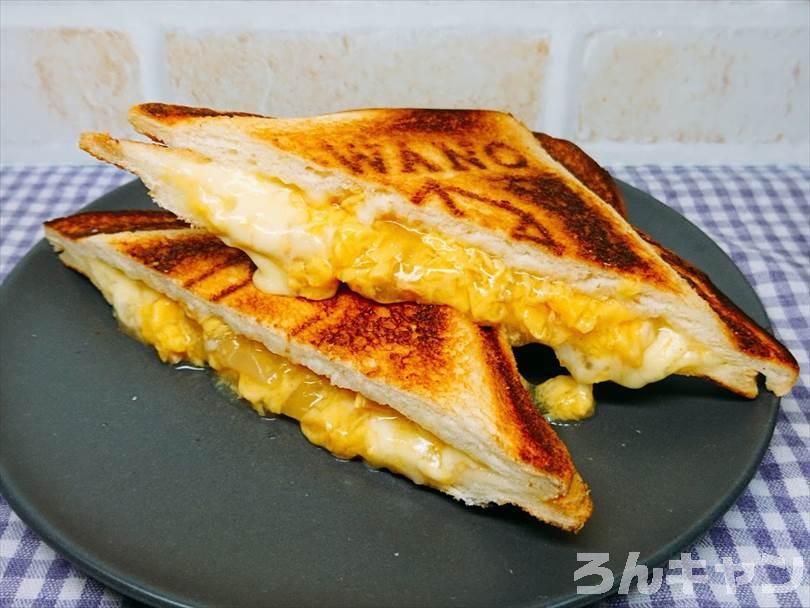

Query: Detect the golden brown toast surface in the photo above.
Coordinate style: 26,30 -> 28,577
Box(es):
125,105 -> 798,384
134,101 -> 624,218
560,166 -> 795,375
44,211 -> 583,492
130,103 -> 677,288
640,232 -> 797,372
50,209 -> 190,238
532,132 -> 627,218
91,104 -> 797,397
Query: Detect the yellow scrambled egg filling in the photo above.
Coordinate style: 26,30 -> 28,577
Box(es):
162,163 -> 716,398
85,260 -> 476,487
533,376 -> 595,422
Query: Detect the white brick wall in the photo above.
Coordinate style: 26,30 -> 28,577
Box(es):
578,29 -> 809,145
164,30 -> 550,123
1,0 -> 808,165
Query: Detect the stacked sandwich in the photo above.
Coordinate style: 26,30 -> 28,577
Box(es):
45,104 -> 798,532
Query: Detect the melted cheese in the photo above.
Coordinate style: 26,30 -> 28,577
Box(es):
534,376 -> 595,422
160,161 -> 720,390
164,167 -> 333,297
83,260 -> 477,488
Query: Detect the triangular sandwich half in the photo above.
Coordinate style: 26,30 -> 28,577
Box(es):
45,210 -> 592,531
77,105 -> 798,399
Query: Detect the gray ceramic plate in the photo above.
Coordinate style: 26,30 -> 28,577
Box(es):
0,180 -> 778,607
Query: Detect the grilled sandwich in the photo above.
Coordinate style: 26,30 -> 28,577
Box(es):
45,210 -> 592,531
78,104 -> 798,401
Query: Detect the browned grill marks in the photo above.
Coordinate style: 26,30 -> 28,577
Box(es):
182,248 -> 247,288
323,141 -> 387,175
436,142 -> 487,171
498,175 -> 653,273
478,328 -> 572,479
411,180 -> 466,217
398,144 -> 441,173
45,211 -> 188,240
306,293 -> 449,371
483,142 -> 528,169
412,180 -> 561,250
123,234 -> 225,274
288,292 -> 342,337
408,303 -> 452,352
648,237 -> 787,361
138,103 -> 263,121
385,109 -> 487,134
533,132 -> 627,218
484,196 -> 561,252
211,276 -> 253,302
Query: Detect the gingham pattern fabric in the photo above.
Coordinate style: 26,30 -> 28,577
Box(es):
1,165 -> 808,608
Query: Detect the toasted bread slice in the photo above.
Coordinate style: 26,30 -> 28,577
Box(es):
130,105 -> 665,285
532,142 -> 796,396
531,132 -> 627,219
45,210 -> 592,531
78,105 -> 798,398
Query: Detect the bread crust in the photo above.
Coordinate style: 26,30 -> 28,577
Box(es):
532,132 -> 627,218
134,102 -> 626,220
539,138 -> 796,379
639,232 -> 798,374
129,104 -> 675,287
45,211 -> 592,529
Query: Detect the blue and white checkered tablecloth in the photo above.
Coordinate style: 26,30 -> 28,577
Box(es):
0,165 -> 808,607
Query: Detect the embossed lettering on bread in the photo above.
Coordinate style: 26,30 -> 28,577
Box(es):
44,210 -> 592,531
78,103 -> 798,401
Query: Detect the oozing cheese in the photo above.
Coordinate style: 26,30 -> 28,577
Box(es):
533,376 -> 595,422
83,259 -> 481,488
160,160 -> 719,390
